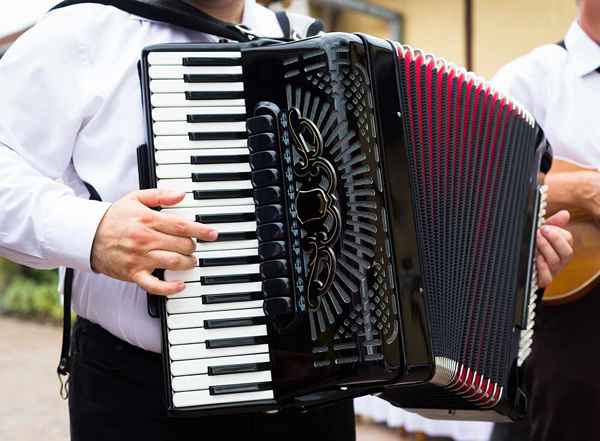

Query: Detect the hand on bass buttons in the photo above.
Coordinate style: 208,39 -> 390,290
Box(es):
90,189 -> 217,295
536,210 -> 573,288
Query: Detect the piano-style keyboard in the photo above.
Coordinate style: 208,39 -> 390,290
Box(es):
144,48 -> 282,410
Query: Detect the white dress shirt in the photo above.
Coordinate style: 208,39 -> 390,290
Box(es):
492,20 -> 600,168
0,0 -> 283,352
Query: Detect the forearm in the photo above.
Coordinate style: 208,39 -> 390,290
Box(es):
0,144 -> 111,271
545,171 -> 589,216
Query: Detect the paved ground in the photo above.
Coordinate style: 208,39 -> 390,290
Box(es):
0,316 -> 408,441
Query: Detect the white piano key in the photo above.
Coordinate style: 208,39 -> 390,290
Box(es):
168,324 -> 266,345
153,121 -> 246,136
154,136 -> 247,150
157,179 -> 252,192
173,389 -> 274,408
150,80 -> 244,93
151,93 -> 246,108
148,51 -> 241,65
172,371 -> 272,392
175,194 -> 254,208
149,65 -> 242,79
162,205 -> 255,219
196,239 -> 258,252
210,221 -> 257,233
169,342 -> 269,361
152,107 -> 246,122
171,353 -> 270,376
156,162 -> 250,178
167,308 -> 265,330
155,149 -> 249,165
167,297 -> 263,314
195,248 -> 258,260
166,263 -> 259,282
169,281 -> 262,299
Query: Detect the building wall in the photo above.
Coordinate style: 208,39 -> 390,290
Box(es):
315,0 -> 576,79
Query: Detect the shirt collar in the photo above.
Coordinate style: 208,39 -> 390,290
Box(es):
565,20 -> 600,77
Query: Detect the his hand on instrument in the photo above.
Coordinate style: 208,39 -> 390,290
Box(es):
90,189 -> 218,295
536,210 -> 573,288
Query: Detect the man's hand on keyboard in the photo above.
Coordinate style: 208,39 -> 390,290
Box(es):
91,189 -> 218,295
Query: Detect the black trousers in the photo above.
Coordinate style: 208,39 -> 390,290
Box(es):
68,318 -> 356,441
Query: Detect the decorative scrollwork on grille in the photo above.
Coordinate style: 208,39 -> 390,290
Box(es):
288,107 -> 341,310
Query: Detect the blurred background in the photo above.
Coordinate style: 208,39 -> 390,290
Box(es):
0,0 -> 575,440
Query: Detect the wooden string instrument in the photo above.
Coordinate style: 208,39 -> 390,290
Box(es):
543,158 -> 600,304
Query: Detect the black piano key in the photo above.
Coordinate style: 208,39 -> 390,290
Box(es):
201,292 -> 263,305
209,382 -> 272,396
205,335 -> 269,349
187,114 -> 246,123
200,274 -> 261,285
193,189 -> 253,200
254,186 -> 281,205
208,362 -> 271,376
196,212 -> 256,223
248,133 -> 276,153
183,74 -> 244,83
204,316 -> 266,329
250,151 -> 278,170
198,232 -> 256,242
251,169 -> 280,187
191,172 -> 250,182
256,205 -> 283,223
191,154 -> 249,165
246,115 -> 275,135
188,132 -> 247,141
198,255 -> 260,267
260,260 -> 288,279
182,57 -> 241,66
185,91 -> 244,100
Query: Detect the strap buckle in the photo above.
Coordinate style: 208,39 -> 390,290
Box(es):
57,356 -> 71,400
230,24 -> 259,41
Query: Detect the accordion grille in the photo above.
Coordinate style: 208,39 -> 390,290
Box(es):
395,45 -> 538,392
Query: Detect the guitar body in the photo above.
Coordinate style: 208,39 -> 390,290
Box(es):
544,159 -> 600,304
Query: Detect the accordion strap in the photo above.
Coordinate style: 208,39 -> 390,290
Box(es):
56,182 -> 102,399
49,0 -> 256,41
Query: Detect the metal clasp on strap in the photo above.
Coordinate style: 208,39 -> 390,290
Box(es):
230,24 -> 259,41
57,356 -> 70,400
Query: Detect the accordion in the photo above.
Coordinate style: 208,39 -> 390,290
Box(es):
137,32 -> 551,420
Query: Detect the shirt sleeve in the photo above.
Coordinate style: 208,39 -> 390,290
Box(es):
0,13 -> 111,272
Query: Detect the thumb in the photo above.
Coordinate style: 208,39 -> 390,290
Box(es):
545,209 -> 570,228
133,189 -> 185,208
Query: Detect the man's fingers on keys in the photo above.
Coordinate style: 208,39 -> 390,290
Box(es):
147,250 -> 197,271
536,255 -> 553,289
133,271 -> 185,296
134,189 -> 185,208
154,212 -> 218,241
151,232 -> 196,256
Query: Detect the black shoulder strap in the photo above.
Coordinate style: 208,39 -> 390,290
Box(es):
56,182 -> 102,399
50,0 -> 255,41
275,11 -> 291,39
556,40 -> 566,50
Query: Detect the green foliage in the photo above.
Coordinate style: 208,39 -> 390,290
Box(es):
0,259 -> 64,324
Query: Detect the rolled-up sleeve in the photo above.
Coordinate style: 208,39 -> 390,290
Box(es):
0,13 -> 111,271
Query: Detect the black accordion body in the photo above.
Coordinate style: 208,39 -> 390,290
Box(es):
137,33 -> 551,420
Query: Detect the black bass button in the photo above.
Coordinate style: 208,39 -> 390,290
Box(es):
254,186 -> 281,205
256,205 -> 283,223
257,222 -> 285,241
252,169 -> 280,187
260,260 -> 288,278
263,278 -> 291,297
247,115 -> 275,135
263,297 -> 294,317
250,151 -> 278,170
248,133 -> 276,153
259,241 -> 287,260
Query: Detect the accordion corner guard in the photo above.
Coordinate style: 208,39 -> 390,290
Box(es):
137,32 -> 552,421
